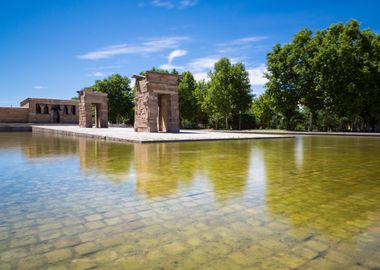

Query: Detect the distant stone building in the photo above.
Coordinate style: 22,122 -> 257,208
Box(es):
133,71 -> 180,133
0,98 -> 79,124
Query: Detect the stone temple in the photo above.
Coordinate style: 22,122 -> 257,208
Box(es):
133,71 -> 180,133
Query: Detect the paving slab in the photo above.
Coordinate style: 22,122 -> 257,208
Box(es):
32,125 -> 293,144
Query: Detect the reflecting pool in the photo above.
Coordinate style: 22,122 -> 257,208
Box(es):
0,133 -> 379,269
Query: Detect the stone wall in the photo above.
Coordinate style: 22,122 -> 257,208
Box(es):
0,107 -> 29,123
21,98 -> 79,124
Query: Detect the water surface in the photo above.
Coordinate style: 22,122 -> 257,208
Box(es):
0,133 -> 379,269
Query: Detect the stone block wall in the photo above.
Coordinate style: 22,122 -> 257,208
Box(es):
20,98 -> 79,124
0,107 -> 29,123
133,72 -> 180,133
78,89 -> 108,128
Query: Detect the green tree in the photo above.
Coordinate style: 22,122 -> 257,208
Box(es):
193,79 -> 210,127
207,58 -> 252,129
251,92 -> 277,129
178,71 -> 199,128
91,74 -> 134,124
265,19 -> 380,131
266,44 -> 300,130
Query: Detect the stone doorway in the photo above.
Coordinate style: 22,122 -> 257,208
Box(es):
78,89 -> 108,128
158,94 -> 169,132
133,72 -> 179,133
52,106 -> 60,123
91,104 -> 101,128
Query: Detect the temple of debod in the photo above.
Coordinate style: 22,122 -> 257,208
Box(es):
0,71 -> 291,142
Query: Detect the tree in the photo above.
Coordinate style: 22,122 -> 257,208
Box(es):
207,58 -> 252,129
265,19 -> 380,131
91,74 -> 134,124
266,44 -> 300,130
193,79 -> 210,127
251,92 -> 277,129
178,71 -> 199,128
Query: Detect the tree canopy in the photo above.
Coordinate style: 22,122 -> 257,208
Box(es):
91,74 -> 134,124
264,19 -> 380,131
203,58 -> 252,129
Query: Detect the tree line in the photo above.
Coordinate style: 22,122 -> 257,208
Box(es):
88,20 -> 380,132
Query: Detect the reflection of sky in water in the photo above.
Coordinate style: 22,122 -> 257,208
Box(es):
0,133 -> 379,269
247,148 -> 266,199
294,136 -> 304,169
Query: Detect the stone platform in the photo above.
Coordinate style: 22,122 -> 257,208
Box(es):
32,125 -> 293,144
0,123 -> 33,131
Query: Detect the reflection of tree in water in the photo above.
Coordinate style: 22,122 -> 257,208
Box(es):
19,132 -> 253,200
197,141 -> 251,201
262,136 -> 380,239
78,139 -> 134,182
134,141 -> 251,200
19,133 -> 134,182
21,133 -> 79,158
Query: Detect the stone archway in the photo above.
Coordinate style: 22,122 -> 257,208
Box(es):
133,72 -> 179,133
78,88 -> 108,128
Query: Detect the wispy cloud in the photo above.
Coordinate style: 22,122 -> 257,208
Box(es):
159,63 -> 183,70
86,71 -> 112,77
185,56 -> 241,81
188,56 -> 241,73
159,49 -> 187,70
187,56 -> 220,72
247,64 -> 268,86
192,72 -> 208,81
216,36 -> 268,54
151,0 -> 198,9
168,49 -> 187,63
78,36 -> 188,60
33,85 -> 46,89
217,36 -> 268,47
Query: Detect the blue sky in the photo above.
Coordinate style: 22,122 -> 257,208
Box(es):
1,0 -> 379,106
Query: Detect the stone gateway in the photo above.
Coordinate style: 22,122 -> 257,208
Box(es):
133,72 -> 180,133
78,89 -> 108,128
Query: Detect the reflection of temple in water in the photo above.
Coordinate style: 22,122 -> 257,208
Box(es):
18,133 -> 255,200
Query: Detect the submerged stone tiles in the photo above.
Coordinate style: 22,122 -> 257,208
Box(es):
0,133 -> 379,269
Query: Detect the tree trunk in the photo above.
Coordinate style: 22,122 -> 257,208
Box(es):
308,111 -> 313,132
225,117 -> 228,130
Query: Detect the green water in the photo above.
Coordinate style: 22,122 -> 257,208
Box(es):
0,133 -> 379,270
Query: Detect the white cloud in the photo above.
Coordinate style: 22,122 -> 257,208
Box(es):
159,63 -> 183,70
151,0 -> 198,9
188,56 -> 219,72
33,85 -> 46,89
78,36 -> 188,60
217,36 -> 268,47
247,64 -> 268,86
168,49 -> 187,63
192,72 -> 209,81
179,0 -> 198,9
187,56 -> 241,73
86,71 -> 110,77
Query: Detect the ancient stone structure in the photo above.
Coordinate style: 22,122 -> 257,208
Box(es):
0,98 -> 79,123
133,71 -> 180,133
78,88 -> 108,128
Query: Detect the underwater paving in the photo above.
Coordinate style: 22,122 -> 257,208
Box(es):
0,133 -> 379,269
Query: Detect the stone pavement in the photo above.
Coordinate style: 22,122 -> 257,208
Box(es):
32,125 -> 293,143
